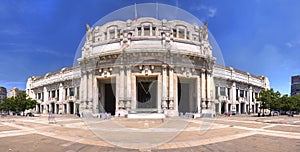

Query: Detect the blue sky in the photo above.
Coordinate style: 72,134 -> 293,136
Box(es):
0,0 -> 299,95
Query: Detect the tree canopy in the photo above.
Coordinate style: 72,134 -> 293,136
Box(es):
257,88 -> 300,114
0,92 -> 37,115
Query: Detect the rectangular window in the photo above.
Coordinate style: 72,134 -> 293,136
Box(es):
236,89 -> 239,100
76,87 -> 79,100
51,90 -> 55,98
178,29 -> 184,38
42,92 -> 44,101
227,88 -> 230,100
104,32 -> 107,40
144,26 -> 150,36
138,27 -> 142,36
152,27 -> 156,36
109,30 -> 115,39
186,31 -> 190,39
220,87 -> 226,96
240,90 -> 244,98
38,93 -> 41,99
215,86 -> 218,99
57,90 -> 59,100
65,88 -> 68,100
69,88 -> 75,96
172,29 -> 176,37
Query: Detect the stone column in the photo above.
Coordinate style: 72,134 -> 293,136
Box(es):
120,67 -> 125,99
176,27 -> 179,38
206,72 -> 211,101
88,72 -> 93,102
73,102 -> 76,115
82,72 -> 88,102
157,75 -> 162,113
232,82 -> 236,101
126,67 -> 132,110
249,86 -> 253,113
49,103 -> 52,113
35,105 -> 39,113
66,103 -> 70,114
216,86 -> 220,99
197,76 -> 201,113
225,102 -> 228,113
161,65 -> 168,110
93,77 -> 98,113
150,25 -> 153,36
131,75 -> 137,110
232,82 -> 237,113
201,69 -> 206,108
54,103 -> 57,114
169,67 -> 174,110
43,87 -> 48,113
141,26 -> 144,36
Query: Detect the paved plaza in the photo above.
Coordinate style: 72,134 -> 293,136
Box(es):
0,115 -> 300,152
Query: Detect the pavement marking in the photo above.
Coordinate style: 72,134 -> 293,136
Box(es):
261,124 -> 277,129
2,117 -> 300,150
233,125 -> 300,139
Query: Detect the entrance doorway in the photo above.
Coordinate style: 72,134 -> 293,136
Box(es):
50,103 -> 55,113
98,78 -> 116,115
136,76 -> 158,109
69,102 -> 74,114
236,104 -> 239,113
56,104 -> 59,114
221,102 -> 226,114
37,104 -> 40,113
228,103 -> 231,112
177,78 -> 196,114
104,84 -> 116,115
241,103 -> 245,114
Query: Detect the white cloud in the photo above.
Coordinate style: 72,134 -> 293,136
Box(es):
285,39 -> 300,48
3,44 -> 73,58
208,8 -> 217,18
191,5 -> 217,20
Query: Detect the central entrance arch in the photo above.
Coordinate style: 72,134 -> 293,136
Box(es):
136,76 -> 158,110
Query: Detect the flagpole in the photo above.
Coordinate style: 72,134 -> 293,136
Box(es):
135,3 -> 138,22
156,2 -> 158,19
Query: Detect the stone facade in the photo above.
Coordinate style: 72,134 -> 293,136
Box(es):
26,18 -> 270,116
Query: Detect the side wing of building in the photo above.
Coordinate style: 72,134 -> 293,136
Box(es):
26,66 -> 81,114
213,64 -> 270,114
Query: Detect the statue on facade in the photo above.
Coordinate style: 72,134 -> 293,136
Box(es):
203,23 -> 208,41
85,23 -> 93,41
199,27 -> 203,42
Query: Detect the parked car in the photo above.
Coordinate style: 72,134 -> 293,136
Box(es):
26,112 -> 35,117
13,111 -> 21,116
272,111 -> 280,116
230,111 -> 236,115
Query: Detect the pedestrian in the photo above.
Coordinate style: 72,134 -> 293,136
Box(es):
48,111 -> 56,124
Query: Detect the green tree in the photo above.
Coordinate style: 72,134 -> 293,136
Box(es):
256,88 -> 281,116
0,97 -> 16,115
0,92 -> 37,116
15,92 -> 37,116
